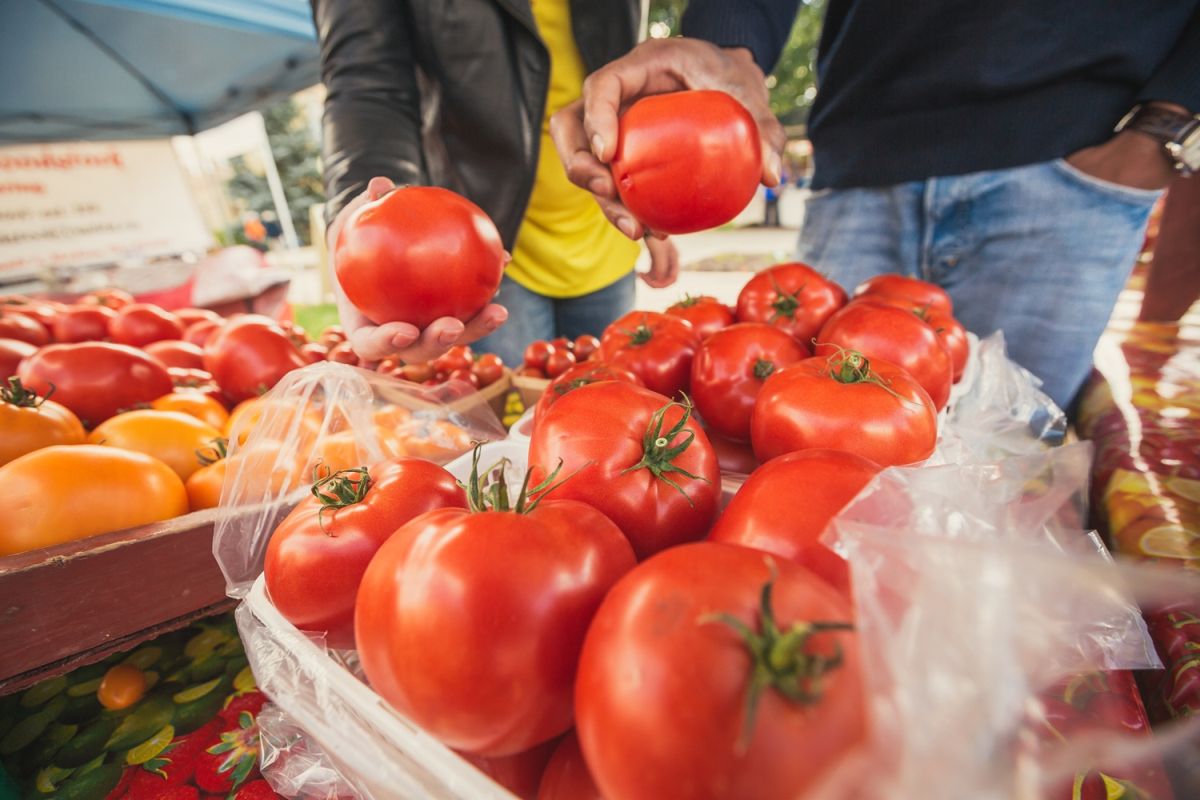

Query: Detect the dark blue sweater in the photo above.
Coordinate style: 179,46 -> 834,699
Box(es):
683,1 -> 1200,190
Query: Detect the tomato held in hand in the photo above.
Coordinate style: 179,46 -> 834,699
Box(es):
537,733 -> 603,800
736,263 -> 847,345
532,362 -> 643,429
529,382 -> 719,559
816,303 -> 953,410
203,315 -> 308,403
665,294 -> 735,341
335,186 -> 505,328
0,378 -> 86,467
144,339 -> 206,370
575,542 -> 864,800
0,338 -> 36,380
0,310 -> 50,346
53,305 -> 116,343
109,303 -> 184,347
598,311 -> 699,398
854,273 -> 953,317
355,452 -> 635,756
612,90 -> 761,235
266,458 -> 466,649
709,449 -> 881,597
690,322 -> 810,442
751,350 -> 937,467
18,342 -> 174,427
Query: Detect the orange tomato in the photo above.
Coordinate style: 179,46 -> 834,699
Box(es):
151,391 -> 230,430
0,379 -> 86,466
189,441 -> 305,511
1,445 -> 187,556
225,396 -> 321,449
88,409 -> 222,480
98,664 -> 147,710
398,419 -> 472,462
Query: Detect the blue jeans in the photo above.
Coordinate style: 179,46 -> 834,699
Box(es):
797,159 -> 1160,410
474,272 -> 636,366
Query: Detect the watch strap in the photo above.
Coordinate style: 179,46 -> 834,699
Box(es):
1117,105 -> 1200,144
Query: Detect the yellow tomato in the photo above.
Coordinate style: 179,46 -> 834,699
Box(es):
97,664 -> 146,710
225,396 -> 321,449
0,380 -> 86,466
1,445 -> 187,556
88,409 -> 222,481
187,441 -> 303,511
151,391 -> 230,430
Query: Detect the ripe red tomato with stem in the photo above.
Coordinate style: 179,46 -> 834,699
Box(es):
335,186 -> 505,328
612,90 -> 761,235
543,348 -> 577,378
0,338 -> 36,380
182,318 -> 222,348
203,315 -> 308,403
537,732 -> 603,800
53,305 -> 116,343
598,311 -> 699,398
854,273 -> 953,317
690,322 -> 810,442
144,339 -> 206,370
524,340 -> 555,371
736,263 -> 847,345
850,295 -> 969,382
109,303 -> 184,347
0,310 -> 50,346
817,302 -> 953,410
532,363 -> 643,429
751,349 -> 937,467
433,344 -> 474,374
355,449 -> 636,756
17,342 -> 174,426
666,294 -> 735,341
572,334 -> 600,361
575,542 -> 863,800
529,382 -> 719,559
709,449 -> 881,597
265,458 -> 466,649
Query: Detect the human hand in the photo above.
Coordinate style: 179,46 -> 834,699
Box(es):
641,236 -> 680,289
550,38 -> 785,240
326,176 -> 509,363
1066,104 -> 1185,192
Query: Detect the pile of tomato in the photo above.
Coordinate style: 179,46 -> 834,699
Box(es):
255,265 -> 975,800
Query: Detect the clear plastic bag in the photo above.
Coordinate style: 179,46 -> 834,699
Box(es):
212,361 -> 507,598
258,703 -> 365,800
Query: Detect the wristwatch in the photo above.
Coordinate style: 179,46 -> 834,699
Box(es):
1115,104 -> 1200,177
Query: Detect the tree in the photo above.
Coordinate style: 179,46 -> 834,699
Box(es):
225,99 -> 324,245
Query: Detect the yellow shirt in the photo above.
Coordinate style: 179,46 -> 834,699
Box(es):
507,0 -> 639,298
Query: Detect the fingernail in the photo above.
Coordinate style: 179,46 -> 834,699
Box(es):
591,134 -> 605,158
485,319 -> 500,331
437,331 -> 458,345
767,152 -> 782,183
617,217 -> 636,239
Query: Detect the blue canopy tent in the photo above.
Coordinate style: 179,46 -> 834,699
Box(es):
0,0 -> 319,142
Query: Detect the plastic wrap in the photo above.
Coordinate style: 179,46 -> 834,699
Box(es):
213,361 -> 507,598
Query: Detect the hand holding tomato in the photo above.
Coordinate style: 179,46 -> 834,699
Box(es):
328,177 -> 509,364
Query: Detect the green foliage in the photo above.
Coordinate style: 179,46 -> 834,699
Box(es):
225,99 -> 324,245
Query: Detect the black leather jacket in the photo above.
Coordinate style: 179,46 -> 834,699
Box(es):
311,0 -> 641,247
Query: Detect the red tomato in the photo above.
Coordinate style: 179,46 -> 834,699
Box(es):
326,341 -> 360,366
461,738 -> 560,800
2,300 -> 59,332
319,324 -> 347,347
0,338 -> 37,380
53,305 -> 116,343
17,342 -> 174,427
598,311 -> 699,398
751,351 -> 937,467
203,315 -> 308,403
736,262 -> 847,345
550,336 -> 574,353
537,733 -> 602,800
529,382 -> 719,559
280,320 -> 309,346
174,307 -> 222,328
665,295 -> 735,340
927,312 -> 969,382
690,322 -> 810,442
612,90 -> 760,235
335,186 -> 505,328
446,367 -> 480,388
709,449 -> 881,597
301,342 -> 329,363
108,303 -> 184,347
575,542 -> 863,800
144,339 -> 206,370
471,353 -> 505,387
182,318 -> 222,348
433,344 -> 474,374
355,461 -> 636,756
854,273 -> 953,317
265,458 -> 466,649
80,288 -> 135,309
516,365 -> 547,379
0,311 -> 50,346
543,348 -> 577,378
532,362 -> 643,429
398,362 -> 435,383
524,340 -> 555,370
816,303 -> 953,410
168,366 -> 216,387
573,335 -> 600,361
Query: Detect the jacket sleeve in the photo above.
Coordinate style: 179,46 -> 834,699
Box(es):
310,0 -> 425,226
680,0 -> 802,73
1137,9 -> 1200,113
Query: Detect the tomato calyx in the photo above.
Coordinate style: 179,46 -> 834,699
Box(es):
820,346 -> 912,404
769,277 -> 805,322
553,367 -> 612,398
461,444 -> 569,515
673,293 -> 707,309
1,376 -> 51,408
621,396 -> 708,504
311,465 -> 373,534
702,567 -> 853,753
195,437 -> 228,466
752,358 -> 776,380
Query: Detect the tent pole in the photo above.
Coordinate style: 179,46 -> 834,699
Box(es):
255,111 -> 300,249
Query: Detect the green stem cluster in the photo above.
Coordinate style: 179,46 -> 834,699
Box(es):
621,396 -> 708,505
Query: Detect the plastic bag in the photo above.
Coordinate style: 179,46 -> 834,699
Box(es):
258,703 -> 365,800
213,361 -> 507,598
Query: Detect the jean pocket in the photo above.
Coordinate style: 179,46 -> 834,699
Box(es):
1050,159 -> 1162,206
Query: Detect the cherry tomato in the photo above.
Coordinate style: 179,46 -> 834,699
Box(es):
612,90 -> 761,234
751,350 -> 937,467
301,342 -> 329,363
598,311 -> 699,398
18,342 -> 174,427
335,186 -> 505,327
537,733 -> 603,800
97,664 -> 147,711
524,340 -> 555,370
326,341 -> 360,365
108,303 -> 184,347
665,294 -> 736,341
0,378 -> 86,467
690,322 -> 810,442
516,365 -> 547,379
53,305 -> 116,343
573,335 -> 600,361
736,262 -> 847,345
0,310 -> 50,346
144,339 -> 206,370
433,344 -> 474,374
319,324 -> 348,347
182,318 -> 222,348
398,362 -> 436,383
472,353 -> 505,387
203,315 -> 308,403
576,542 -> 863,800
446,367 -> 481,388
0,338 -> 36,380
854,273 -> 953,317
529,382 -> 719,559
543,348 -> 577,378
266,458 -> 467,649
532,362 -> 643,429
709,449 -> 881,597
